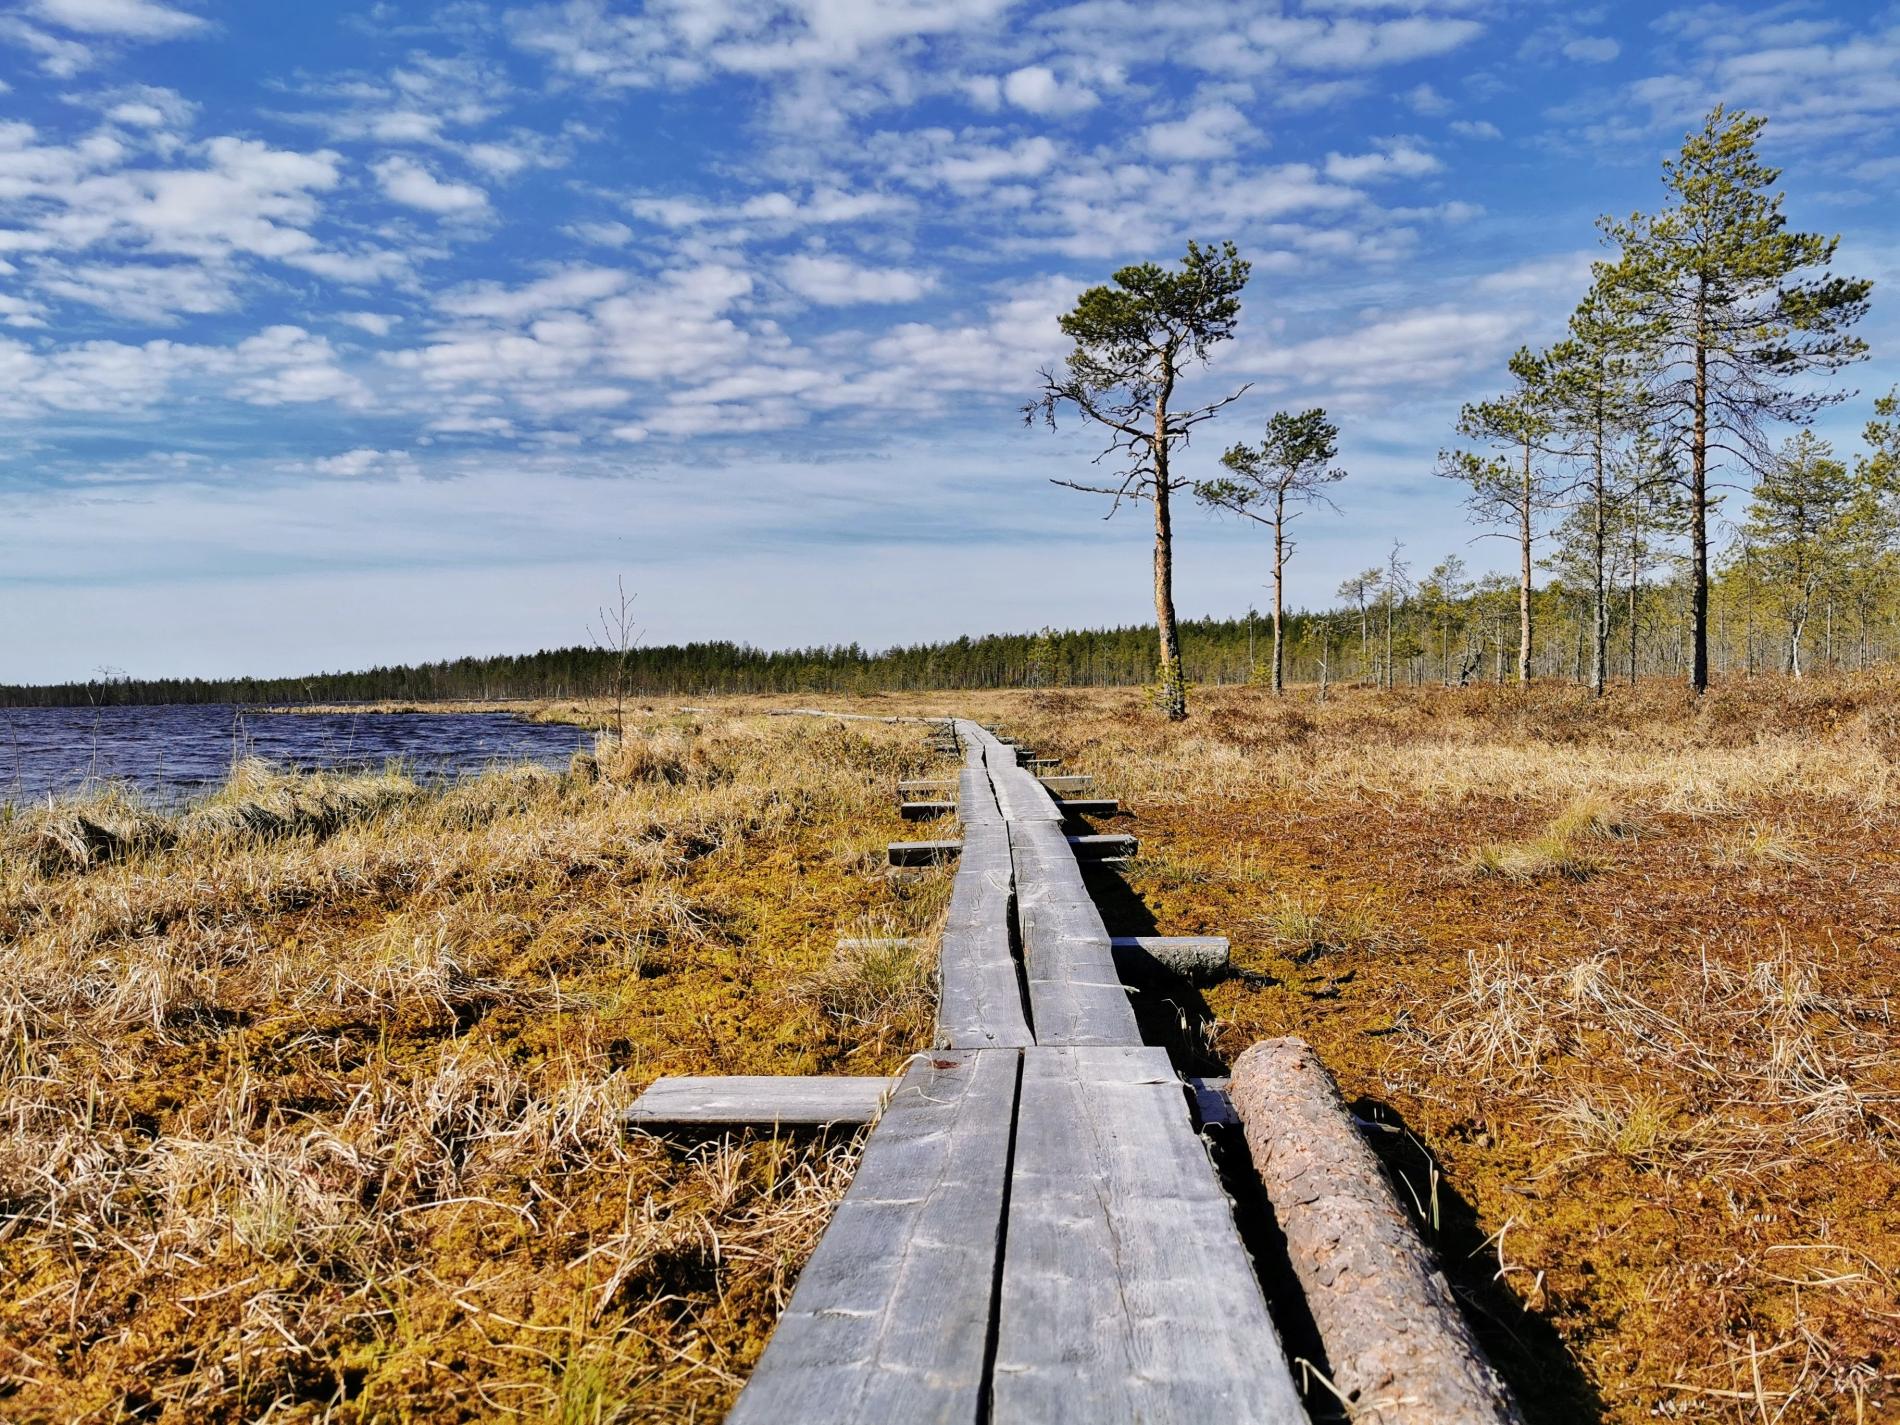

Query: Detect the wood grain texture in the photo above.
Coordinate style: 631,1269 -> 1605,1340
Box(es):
936,819 -> 1033,1049
1230,1038 -> 1524,1425
1037,774 -> 1093,792
992,1045 -> 1309,1423
1067,832 -> 1137,859
1009,819 -> 1139,1047
626,1075 -> 892,1129
727,1050 -> 1022,1425
1109,935 -> 1230,982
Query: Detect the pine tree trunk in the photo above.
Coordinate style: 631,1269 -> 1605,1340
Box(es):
1591,405 -> 1607,697
1271,495 -> 1286,697
1152,401 -> 1187,720
1517,437 -> 1533,686
1690,292 -> 1711,693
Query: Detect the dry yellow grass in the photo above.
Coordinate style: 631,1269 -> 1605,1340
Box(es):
9,677 -> 1900,1422
0,711 -> 952,1423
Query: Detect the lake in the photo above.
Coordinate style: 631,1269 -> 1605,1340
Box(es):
0,704 -> 595,808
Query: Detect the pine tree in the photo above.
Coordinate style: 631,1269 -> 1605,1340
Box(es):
1194,407 -> 1347,695
1440,346 -> 1563,685
1597,105 -> 1872,693
1741,432 -> 1859,676
1545,284 -> 1644,696
1029,240 -> 1252,720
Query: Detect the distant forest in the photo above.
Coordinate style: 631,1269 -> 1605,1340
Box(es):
4,547 -> 1897,709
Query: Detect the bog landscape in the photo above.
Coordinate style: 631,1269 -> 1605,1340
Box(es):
3,4 -> 1898,1424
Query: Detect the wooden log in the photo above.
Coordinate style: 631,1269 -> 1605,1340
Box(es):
1068,832 -> 1137,860
992,1045 -> 1307,1422
899,800 -> 955,820
1110,935 -> 1229,982
726,1050 -> 1020,1424
1038,774 -> 1093,793
1057,797 -> 1118,817
888,840 -> 960,867
1229,1038 -> 1525,1425
626,1074 -> 891,1129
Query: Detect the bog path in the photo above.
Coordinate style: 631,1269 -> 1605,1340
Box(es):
627,716 -> 1522,1424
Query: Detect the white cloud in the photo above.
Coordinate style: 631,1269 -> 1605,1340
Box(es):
781,253 -> 933,304
1142,103 -> 1256,160
338,311 -> 400,336
1404,83 -> 1451,115
233,325 -> 367,405
28,0 -> 203,38
1450,118 -> 1501,139
1001,65 -> 1097,116
933,135 -> 1059,187
1562,36 -> 1619,63
372,155 -> 490,214
1323,141 -> 1440,182
39,260 -> 236,321
311,447 -> 413,478
510,0 -> 1014,88
437,266 -> 628,322
0,291 -> 48,327
0,18 -> 96,76
624,185 -> 912,228
563,219 -> 633,246
1242,304 -> 1531,392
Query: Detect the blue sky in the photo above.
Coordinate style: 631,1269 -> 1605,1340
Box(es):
1,0 -> 1896,682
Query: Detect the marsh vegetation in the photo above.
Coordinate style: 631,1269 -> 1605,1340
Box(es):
2,680 -> 1896,1422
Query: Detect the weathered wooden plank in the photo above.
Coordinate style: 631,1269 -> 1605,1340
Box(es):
626,1075 -> 891,1129
988,760 -> 1065,824
937,818 -> 1033,1049
1056,797 -> 1118,817
900,800 -> 956,820
888,839 -> 961,867
1023,757 -> 1062,770
726,1050 -> 1021,1425
1068,832 -> 1137,860
1110,935 -> 1229,982
897,778 -> 956,797
1009,819 -> 1139,1047
1038,774 -> 1093,793
993,1046 -> 1309,1423
1186,1075 -> 1239,1129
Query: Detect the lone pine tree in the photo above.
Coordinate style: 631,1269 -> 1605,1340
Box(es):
1029,239 -> 1252,720
1195,407 -> 1347,696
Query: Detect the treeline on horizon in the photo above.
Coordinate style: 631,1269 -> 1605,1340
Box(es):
7,540 -> 1900,711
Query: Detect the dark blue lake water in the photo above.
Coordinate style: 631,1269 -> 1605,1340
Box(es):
0,705 -> 595,808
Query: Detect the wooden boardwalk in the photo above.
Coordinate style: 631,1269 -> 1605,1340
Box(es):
639,719 -> 1309,1423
